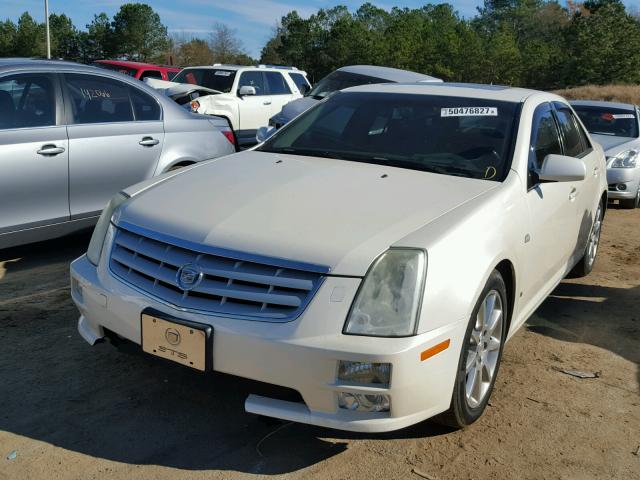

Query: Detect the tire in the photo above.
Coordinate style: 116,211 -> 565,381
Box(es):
569,201 -> 603,278
619,187 -> 640,209
434,270 -> 508,428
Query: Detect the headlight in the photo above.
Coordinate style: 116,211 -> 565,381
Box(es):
343,248 -> 426,337
610,150 -> 638,168
86,192 -> 129,266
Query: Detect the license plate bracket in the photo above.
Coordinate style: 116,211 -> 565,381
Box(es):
141,309 -> 213,371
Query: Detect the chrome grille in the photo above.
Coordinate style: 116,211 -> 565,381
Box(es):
109,226 -> 325,321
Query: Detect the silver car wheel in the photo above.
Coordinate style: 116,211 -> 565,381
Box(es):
586,204 -> 603,267
465,290 -> 503,409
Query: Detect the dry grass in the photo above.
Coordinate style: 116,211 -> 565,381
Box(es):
553,84 -> 640,104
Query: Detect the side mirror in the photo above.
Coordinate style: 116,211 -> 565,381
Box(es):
256,126 -> 277,143
238,85 -> 256,96
538,154 -> 586,182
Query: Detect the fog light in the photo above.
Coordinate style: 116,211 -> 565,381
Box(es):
338,361 -> 391,387
338,392 -> 391,412
617,183 -> 627,191
71,277 -> 83,303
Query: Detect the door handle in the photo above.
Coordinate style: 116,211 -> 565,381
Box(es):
593,167 -> 599,177
37,144 -> 65,156
139,137 -> 159,146
263,101 -> 272,105
569,187 -> 578,201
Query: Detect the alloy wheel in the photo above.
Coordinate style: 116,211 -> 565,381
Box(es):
465,290 -> 504,409
586,204 -> 603,268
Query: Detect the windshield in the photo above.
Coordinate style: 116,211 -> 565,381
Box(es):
259,92 -> 520,181
93,63 -> 137,77
172,68 -> 236,93
572,105 -> 638,138
306,71 -> 388,99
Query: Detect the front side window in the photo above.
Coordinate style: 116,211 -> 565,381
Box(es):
139,70 -> 162,81
529,103 -> 562,186
553,103 -> 589,157
65,74 -> 133,124
130,87 -> 161,121
0,74 -> 55,129
306,71 -> 388,99
264,72 -> 291,95
259,92 -> 520,181
238,71 -> 265,95
172,68 -> 236,93
572,105 -> 638,138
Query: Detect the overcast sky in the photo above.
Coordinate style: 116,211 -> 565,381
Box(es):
4,0 -> 640,57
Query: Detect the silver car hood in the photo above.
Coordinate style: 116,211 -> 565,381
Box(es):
591,133 -> 635,155
277,97 -> 319,123
118,151 -> 497,275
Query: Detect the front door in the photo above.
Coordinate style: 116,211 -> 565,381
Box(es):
63,73 -> 165,218
521,103 -> 581,311
236,71 -> 271,144
0,73 -> 69,234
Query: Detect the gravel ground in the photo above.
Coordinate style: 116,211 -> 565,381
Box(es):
0,207 -> 638,480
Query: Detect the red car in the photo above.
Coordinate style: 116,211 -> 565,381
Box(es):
93,60 -> 181,81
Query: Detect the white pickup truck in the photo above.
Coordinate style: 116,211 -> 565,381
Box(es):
146,64 -> 310,146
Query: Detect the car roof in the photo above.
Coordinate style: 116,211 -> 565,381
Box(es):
342,82 -> 541,102
569,99 -> 636,110
95,59 -> 180,70
337,65 -> 441,83
180,64 -> 307,75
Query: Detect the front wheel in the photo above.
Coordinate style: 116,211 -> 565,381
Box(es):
435,270 -> 508,428
619,186 -> 640,209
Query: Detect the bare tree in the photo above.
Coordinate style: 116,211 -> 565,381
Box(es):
209,22 -> 247,64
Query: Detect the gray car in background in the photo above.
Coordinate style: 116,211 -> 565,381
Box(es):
0,59 -> 236,249
571,100 -> 640,208
266,65 -> 442,130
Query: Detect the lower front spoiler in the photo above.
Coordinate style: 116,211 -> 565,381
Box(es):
245,395 -> 444,433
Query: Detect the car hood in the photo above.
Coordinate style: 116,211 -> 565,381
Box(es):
590,134 -> 636,154
276,97 -> 319,123
117,151 -> 498,276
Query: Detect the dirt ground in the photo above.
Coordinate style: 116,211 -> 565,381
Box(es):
0,207 -> 638,480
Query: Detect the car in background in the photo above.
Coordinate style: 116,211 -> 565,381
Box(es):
263,65 -> 442,135
145,64 -> 310,146
71,83 -> 607,432
0,59 -> 236,250
571,100 -> 640,208
94,60 -> 181,82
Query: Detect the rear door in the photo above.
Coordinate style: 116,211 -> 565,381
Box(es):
63,73 -> 164,219
264,71 -> 296,118
0,72 -> 69,234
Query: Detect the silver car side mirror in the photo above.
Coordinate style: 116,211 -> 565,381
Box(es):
256,126 -> 277,143
238,85 -> 256,96
539,154 -> 586,182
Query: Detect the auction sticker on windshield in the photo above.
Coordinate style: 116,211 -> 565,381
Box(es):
441,107 -> 498,117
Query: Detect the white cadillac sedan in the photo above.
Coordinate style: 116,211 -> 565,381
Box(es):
70,83 -> 607,432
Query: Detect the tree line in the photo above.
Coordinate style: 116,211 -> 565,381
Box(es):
1,0 -> 639,89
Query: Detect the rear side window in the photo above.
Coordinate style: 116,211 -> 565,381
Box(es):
139,70 -> 163,81
289,72 -> 310,93
553,103 -> 589,157
130,87 -> 161,121
238,71 -> 265,95
265,72 -> 291,95
0,74 -> 55,129
530,103 -> 562,173
65,74 -> 133,124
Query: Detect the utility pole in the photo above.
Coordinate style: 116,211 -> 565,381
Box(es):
45,0 -> 51,59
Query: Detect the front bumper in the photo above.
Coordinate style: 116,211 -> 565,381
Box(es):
70,254 -> 464,432
606,167 -> 640,199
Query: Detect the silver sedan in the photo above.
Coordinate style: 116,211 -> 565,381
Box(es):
571,100 -> 640,208
0,59 -> 237,249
